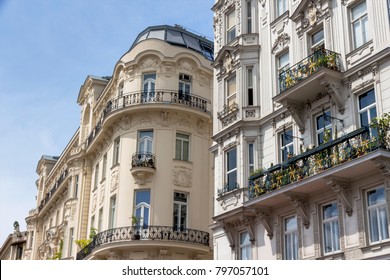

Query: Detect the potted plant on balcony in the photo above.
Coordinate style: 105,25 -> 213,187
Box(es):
131,216 -> 142,240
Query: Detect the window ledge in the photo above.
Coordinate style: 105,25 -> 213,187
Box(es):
361,240 -> 390,253
316,251 -> 344,260
110,163 -> 120,170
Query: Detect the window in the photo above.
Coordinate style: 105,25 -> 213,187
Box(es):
248,143 -> 254,176
351,1 -> 369,49
280,128 -> 294,162
246,1 -> 252,33
91,215 -> 95,231
118,82 -> 124,98
316,110 -> 332,145
367,187 -> 389,243
109,195 -> 117,229
226,74 -> 237,108
175,133 -> 190,161
277,52 -> 289,92
16,245 -> 23,260
29,231 -> 34,249
112,137 -> 120,166
226,9 -> 236,43
358,89 -> 377,137
93,163 -> 99,190
311,28 -> 324,50
247,67 -> 254,106
173,192 -> 188,230
226,147 -> 237,189
277,0 -> 287,17
68,228 -> 74,257
56,210 -> 60,226
98,208 -> 103,232
322,203 -> 340,254
142,73 -> 156,101
284,216 -> 298,260
73,175 -> 79,198
179,74 -> 191,100
102,153 -> 107,180
134,190 -> 151,227
239,232 -> 252,260
138,130 -> 153,154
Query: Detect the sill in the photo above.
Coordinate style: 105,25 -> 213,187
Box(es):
316,251 -> 344,260
361,239 -> 390,253
173,158 -> 192,164
110,163 -> 120,170
348,40 -> 373,55
270,10 -> 289,27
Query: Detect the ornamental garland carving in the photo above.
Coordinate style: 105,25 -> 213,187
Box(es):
173,167 -> 192,188
63,200 -> 77,222
177,59 -> 195,73
110,169 -> 119,192
139,56 -> 160,71
99,186 -> 105,205
271,33 -> 290,54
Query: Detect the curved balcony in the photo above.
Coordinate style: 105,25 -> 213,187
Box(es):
85,90 -> 211,148
76,225 -> 210,260
130,152 -> 156,184
247,127 -> 390,204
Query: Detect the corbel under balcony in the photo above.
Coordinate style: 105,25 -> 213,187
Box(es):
219,221 -> 236,249
286,194 -> 310,229
239,215 -> 256,245
280,100 -> 305,134
255,208 -> 273,239
325,177 -> 353,216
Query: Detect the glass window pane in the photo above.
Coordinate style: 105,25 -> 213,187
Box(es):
368,188 -> 385,206
183,141 -> 189,161
379,207 -> 389,239
369,209 -> 379,242
285,216 -> 297,231
227,148 -> 237,170
312,29 -> 324,45
183,33 -> 202,52
352,2 -> 367,20
148,30 -> 165,40
167,29 -> 185,45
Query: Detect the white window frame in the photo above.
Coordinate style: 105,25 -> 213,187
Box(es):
239,231 -> 252,260
226,147 -> 237,189
277,51 -> 290,93
175,132 -> 190,161
226,74 -> 237,108
68,228 -> 74,257
248,142 -> 254,176
226,9 -> 236,43
322,202 -> 341,255
358,89 -> 377,136
366,186 -> 389,244
179,74 -> 191,98
246,1 -> 253,34
98,207 -> 103,233
246,67 -> 254,106
316,110 -> 332,145
109,195 -> 117,229
118,82 -> 124,98
134,190 -> 151,228
93,162 -> 99,190
173,192 -> 188,230
73,174 -> 79,198
280,128 -> 294,162
284,215 -> 298,260
142,72 -> 156,101
310,28 -> 325,51
351,1 -> 369,49
138,130 -> 153,154
102,153 -> 107,180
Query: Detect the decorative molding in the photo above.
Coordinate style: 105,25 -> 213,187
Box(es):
320,78 -> 346,114
271,33 -> 290,54
110,169 -> 119,192
374,158 -> 390,178
173,166 -> 192,188
256,208 -> 274,239
220,221 -> 236,249
161,111 -> 170,127
326,177 -> 353,216
240,216 -> 256,244
287,194 -> 310,229
282,101 -> 305,133
259,0 -> 266,8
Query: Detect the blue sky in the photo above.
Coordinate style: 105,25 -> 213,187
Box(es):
0,0 -> 213,245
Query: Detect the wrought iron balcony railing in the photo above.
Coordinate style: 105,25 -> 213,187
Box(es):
85,91 -> 211,148
217,182 -> 239,196
279,48 -> 342,92
248,127 -> 390,200
76,225 -> 210,260
131,152 -> 156,169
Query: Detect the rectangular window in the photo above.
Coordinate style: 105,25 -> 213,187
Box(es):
102,153 -> 107,180
246,1 -> 252,33
93,163 -> 99,190
68,228 -> 74,257
316,110 -> 332,145
247,67 -> 254,106
91,215 -> 95,231
248,143 -> 254,175
322,203 -> 341,254
29,231 -> 34,249
175,133 -> 190,161
142,73 -> 156,101
277,52 -> 289,92
109,195 -> 117,229
118,82 -> 124,98
98,208 -> 103,233
73,175 -> 79,198
113,137 -> 120,166
367,187 -> 389,243
226,147 -> 237,190
138,130 -> 153,154
179,74 -> 191,100
284,216 -> 298,260
173,192 -> 188,230
280,128 -> 294,162
311,28 -> 324,50
277,0 -> 287,17
351,1 -> 369,49
226,74 -> 237,108
134,190 -> 151,227
226,9 -> 236,43
358,89 -> 377,137
239,231 -> 252,260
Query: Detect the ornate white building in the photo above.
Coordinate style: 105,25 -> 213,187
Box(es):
23,25 -> 215,260
211,0 -> 390,260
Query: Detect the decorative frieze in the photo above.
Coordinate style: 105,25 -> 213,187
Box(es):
173,166 -> 192,188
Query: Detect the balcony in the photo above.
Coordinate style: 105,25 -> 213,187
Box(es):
85,91 -> 211,148
38,169 -> 69,212
273,49 -> 343,132
76,225 -> 210,260
130,152 -> 156,184
248,127 -> 390,203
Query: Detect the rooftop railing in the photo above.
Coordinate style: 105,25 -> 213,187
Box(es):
76,225 -> 210,260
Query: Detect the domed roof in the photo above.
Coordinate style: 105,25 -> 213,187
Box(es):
130,25 -> 214,61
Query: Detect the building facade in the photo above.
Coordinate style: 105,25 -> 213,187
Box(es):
211,0 -> 390,260
0,222 -> 27,260
23,25 -> 215,260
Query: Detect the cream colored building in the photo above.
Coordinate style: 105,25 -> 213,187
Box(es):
211,0 -> 390,260
24,25 -> 214,260
0,222 -> 27,260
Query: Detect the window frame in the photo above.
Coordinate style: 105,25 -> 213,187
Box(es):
118,82 -> 124,98
225,146 -> 238,189
246,66 -> 254,106
179,73 -> 192,98
248,142 -> 255,176
226,8 -> 236,43
175,132 -> 190,161
173,192 -> 188,230
98,207 -> 103,233
109,195 -> 117,229
283,215 -> 298,260
276,0 -> 287,18
93,162 -> 99,191
102,153 -> 107,180
277,51 -> 290,93
366,186 -> 389,244
73,174 -> 79,198
68,227 -> 74,257
358,89 -> 377,136
239,231 -> 252,260
350,1 -> 369,50
321,202 -> 341,255
138,130 -> 154,154
310,28 -> 325,51
226,74 -> 237,108
279,128 -> 294,163
315,110 -> 332,145
134,189 -> 151,228
246,0 -> 253,34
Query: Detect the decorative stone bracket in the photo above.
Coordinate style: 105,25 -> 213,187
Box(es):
281,100 -> 305,134
320,78 -> 346,114
255,208 -> 273,239
287,194 -> 310,229
220,221 -> 236,249
326,177 -> 353,216
239,216 -> 256,245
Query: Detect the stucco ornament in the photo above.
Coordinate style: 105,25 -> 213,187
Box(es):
173,167 -> 192,188
139,57 -> 159,70
271,33 -> 290,54
177,59 -> 195,73
110,169 -> 119,192
223,52 -> 234,74
307,1 -> 318,26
